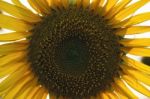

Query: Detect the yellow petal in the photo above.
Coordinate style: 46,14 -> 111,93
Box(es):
0,86 -> 12,97
0,66 -> 30,92
0,62 -> 25,78
114,78 -> 137,98
0,32 -> 31,41
16,86 -> 33,99
28,0 -> 41,14
0,51 -> 26,67
121,12 -> 150,27
120,38 -> 150,47
122,56 -> 150,75
116,26 -> 150,36
99,0 -> 105,7
90,0 -> 100,10
0,41 -> 28,55
113,84 -> 128,99
61,0 -> 69,9
12,0 -> 27,9
33,87 -> 47,99
42,92 -> 48,99
26,85 -> 41,99
103,0 -> 118,15
110,0 -> 149,24
28,0 -> 50,14
82,0 -> 90,8
101,92 -> 109,99
122,48 -> 150,57
4,73 -> 34,99
121,65 -> 150,86
106,0 -> 132,19
112,18 -> 131,28
0,14 -> 32,31
106,92 -> 117,99
114,90 -> 128,99
35,0 -> 50,13
48,0 -> 62,9
123,75 -> 150,97
0,1 -> 41,23
15,78 -> 38,99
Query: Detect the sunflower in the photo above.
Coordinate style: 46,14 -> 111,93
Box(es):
0,0 -> 150,99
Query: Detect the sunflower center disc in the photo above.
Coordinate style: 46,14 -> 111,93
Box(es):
55,37 -> 89,74
28,6 -> 121,98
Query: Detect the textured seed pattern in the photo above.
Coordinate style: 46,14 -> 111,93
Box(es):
28,6 -> 121,98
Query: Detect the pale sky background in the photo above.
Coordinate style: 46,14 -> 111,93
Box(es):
1,0 -> 150,99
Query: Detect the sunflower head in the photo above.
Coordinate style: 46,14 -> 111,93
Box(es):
0,0 -> 150,99
28,4 -> 122,98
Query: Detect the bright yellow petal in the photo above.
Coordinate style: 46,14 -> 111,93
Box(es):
106,0 -> 131,19
101,92 -> 109,99
0,62 -> 26,78
120,38 -> 150,47
42,92 -> 48,99
0,32 -> 31,41
26,85 -> 41,99
35,0 -> 50,13
0,41 -> 28,55
103,0 -> 118,15
0,66 -> 30,92
113,84 -> 128,99
33,87 -> 47,99
15,78 -> 38,99
16,86 -> 33,99
90,0 -> 100,10
28,0 -> 41,14
122,56 -> 150,75
122,65 -> 150,86
99,0 -> 105,7
130,71 -> 150,86
0,51 -> 26,67
0,1 -> 41,23
28,0 -> 50,14
114,78 -> 137,98
112,18 -> 131,28
82,0 -> 90,9
114,90 -> 128,99
110,0 -> 149,24
123,75 -> 150,97
106,92 -> 117,99
12,0 -> 27,9
0,14 -> 32,31
4,73 -> 34,99
122,48 -> 150,57
116,26 -> 150,36
121,12 -> 150,27
48,0 -> 62,9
